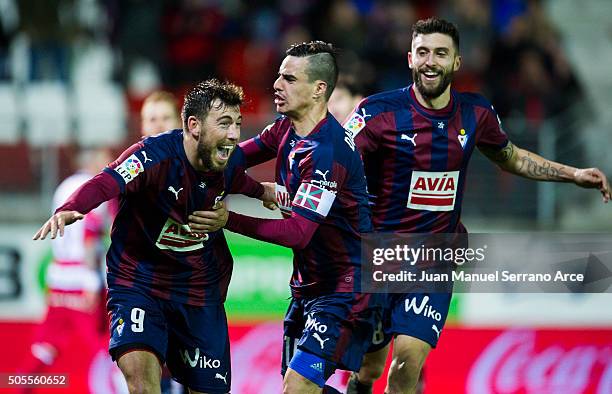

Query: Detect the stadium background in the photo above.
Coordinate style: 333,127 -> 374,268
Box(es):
0,0 -> 611,392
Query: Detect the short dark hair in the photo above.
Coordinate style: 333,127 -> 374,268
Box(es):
182,79 -> 244,128
286,41 -> 338,100
412,18 -> 460,52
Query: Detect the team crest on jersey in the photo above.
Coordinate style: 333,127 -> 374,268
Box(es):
457,128 -> 469,149
275,184 -> 292,216
293,182 -> 336,217
156,217 -> 209,252
114,154 -> 144,184
407,171 -> 459,212
116,318 -> 125,336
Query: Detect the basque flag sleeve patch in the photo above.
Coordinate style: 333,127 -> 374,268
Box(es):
292,182 -> 336,218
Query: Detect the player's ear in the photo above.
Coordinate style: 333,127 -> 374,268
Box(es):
453,54 -> 461,72
313,80 -> 327,101
187,115 -> 201,138
407,51 -> 414,69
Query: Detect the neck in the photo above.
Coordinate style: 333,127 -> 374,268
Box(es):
412,84 -> 452,110
183,131 -> 207,172
290,102 -> 328,137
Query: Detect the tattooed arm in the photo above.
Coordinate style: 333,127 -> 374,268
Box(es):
480,141 -> 611,202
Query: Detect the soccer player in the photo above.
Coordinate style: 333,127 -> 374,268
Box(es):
191,41 -> 380,394
344,18 -> 611,394
33,79 -> 273,394
141,90 -> 181,137
22,148 -> 111,374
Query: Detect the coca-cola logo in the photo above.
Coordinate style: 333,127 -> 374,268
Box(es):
467,330 -> 612,394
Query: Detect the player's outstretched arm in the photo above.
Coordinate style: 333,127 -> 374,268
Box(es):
33,211 -> 85,240
223,212 -> 318,249
481,141 -> 611,202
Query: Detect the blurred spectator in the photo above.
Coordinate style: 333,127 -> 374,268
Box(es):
491,0 -> 527,34
329,73 -> 367,122
20,147 -> 112,375
162,1 -> 225,90
440,0 -> 493,92
362,2 -> 417,91
106,0 -> 165,88
140,90 -> 181,137
319,0 -> 366,54
0,3 -> 14,80
487,0 -> 583,125
16,0 -> 79,83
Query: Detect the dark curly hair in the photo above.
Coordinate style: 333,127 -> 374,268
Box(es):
182,79 -> 244,128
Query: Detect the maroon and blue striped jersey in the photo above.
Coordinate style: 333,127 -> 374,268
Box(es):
58,130 -> 263,306
240,114 -> 373,297
346,85 -> 508,233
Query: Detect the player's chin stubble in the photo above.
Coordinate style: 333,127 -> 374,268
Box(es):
413,67 -> 454,100
197,139 -> 224,172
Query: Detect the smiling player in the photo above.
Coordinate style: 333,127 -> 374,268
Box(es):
33,79 -> 273,394
345,17 -> 611,394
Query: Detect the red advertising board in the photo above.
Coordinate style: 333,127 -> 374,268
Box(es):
0,321 -> 350,393
424,328 -> 612,394
0,322 -> 609,393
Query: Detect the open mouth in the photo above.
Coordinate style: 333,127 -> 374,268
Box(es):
274,93 -> 286,105
216,144 -> 235,161
421,70 -> 441,82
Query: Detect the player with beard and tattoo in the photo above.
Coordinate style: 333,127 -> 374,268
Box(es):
343,18 -> 611,394
33,79 -> 275,393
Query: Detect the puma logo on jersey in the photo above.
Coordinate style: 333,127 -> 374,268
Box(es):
312,333 -> 330,349
215,372 -> 228,384
401,133 -> 417,147
312,169 -> 337,191
168,186 -> 183,200
315,169 -> 329,181
432,324 -> 441,339
141,151 -> 153,163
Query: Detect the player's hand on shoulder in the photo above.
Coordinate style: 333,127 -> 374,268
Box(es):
189,201 -> 229,234
574,167 -> 611,203
261,181 -> 278,210
33,211 -> 85,240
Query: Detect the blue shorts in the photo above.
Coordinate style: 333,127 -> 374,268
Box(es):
282,292 -> 383,377
368,292 -> 452,352
107,286 -> 230,393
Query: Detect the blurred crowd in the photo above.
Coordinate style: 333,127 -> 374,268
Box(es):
0,0 -> 587,200
0,0 -> 583,126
